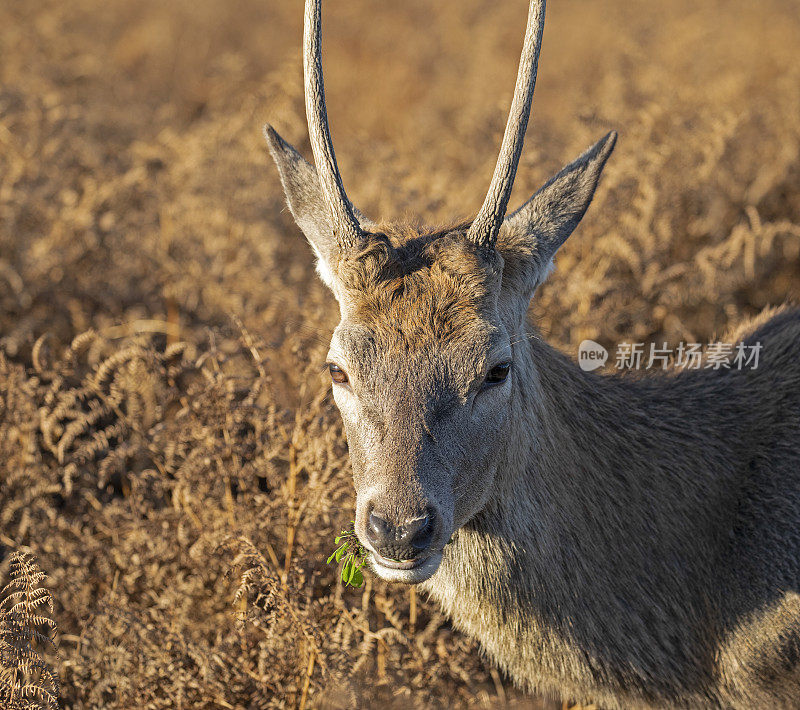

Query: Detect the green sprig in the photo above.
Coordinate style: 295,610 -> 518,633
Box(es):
327,521 -> 368,588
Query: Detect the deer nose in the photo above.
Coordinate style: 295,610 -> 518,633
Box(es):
366,511 -> 436,560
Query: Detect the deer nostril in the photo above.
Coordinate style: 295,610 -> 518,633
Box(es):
401,515 -> 434,551
367,512 -> 393,548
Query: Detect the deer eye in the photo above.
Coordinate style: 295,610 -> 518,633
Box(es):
328,363 -> 349,385
485,362 -> 511,386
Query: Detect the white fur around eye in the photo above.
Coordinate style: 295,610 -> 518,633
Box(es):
330,378 -> 356,411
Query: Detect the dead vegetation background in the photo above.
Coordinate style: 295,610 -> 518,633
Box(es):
1,0 -> 799,707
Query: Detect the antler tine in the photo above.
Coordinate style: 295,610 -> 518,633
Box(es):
467,0 -> 546,250
304,0 -> 363,249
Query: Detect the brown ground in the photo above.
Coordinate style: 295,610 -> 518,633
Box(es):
1,0 -> 799,707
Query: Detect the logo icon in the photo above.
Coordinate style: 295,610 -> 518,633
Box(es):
578,340 -> 608,372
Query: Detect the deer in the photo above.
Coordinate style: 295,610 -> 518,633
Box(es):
264,0 -> 800,707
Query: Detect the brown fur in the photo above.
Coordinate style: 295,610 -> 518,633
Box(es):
335,225 -> 500,345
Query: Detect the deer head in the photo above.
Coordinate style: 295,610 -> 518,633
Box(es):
266,0 -> 616,583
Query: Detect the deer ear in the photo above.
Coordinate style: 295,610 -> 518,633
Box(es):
497,131 -> 616,301
264,125 -> 373,293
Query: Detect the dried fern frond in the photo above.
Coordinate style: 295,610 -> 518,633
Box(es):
0,552 -> 60,710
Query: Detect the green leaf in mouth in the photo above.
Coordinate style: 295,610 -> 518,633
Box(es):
326,521 -> 368,589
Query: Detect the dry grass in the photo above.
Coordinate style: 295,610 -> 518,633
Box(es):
1,0 -> 799,707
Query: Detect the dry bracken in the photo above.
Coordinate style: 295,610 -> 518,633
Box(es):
0,552 -> 60,710
1,0 -> 799,707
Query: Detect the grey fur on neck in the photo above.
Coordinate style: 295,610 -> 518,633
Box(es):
423,312 -> 800,709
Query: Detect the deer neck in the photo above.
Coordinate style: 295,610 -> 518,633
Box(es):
422,325 -> 739,701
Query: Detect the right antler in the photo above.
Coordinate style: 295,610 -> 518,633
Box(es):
304,0 -> 363,249
467,0 -> 546,251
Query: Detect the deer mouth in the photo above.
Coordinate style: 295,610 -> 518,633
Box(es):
372,553 -> 429,571
369,550 -> 443,584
